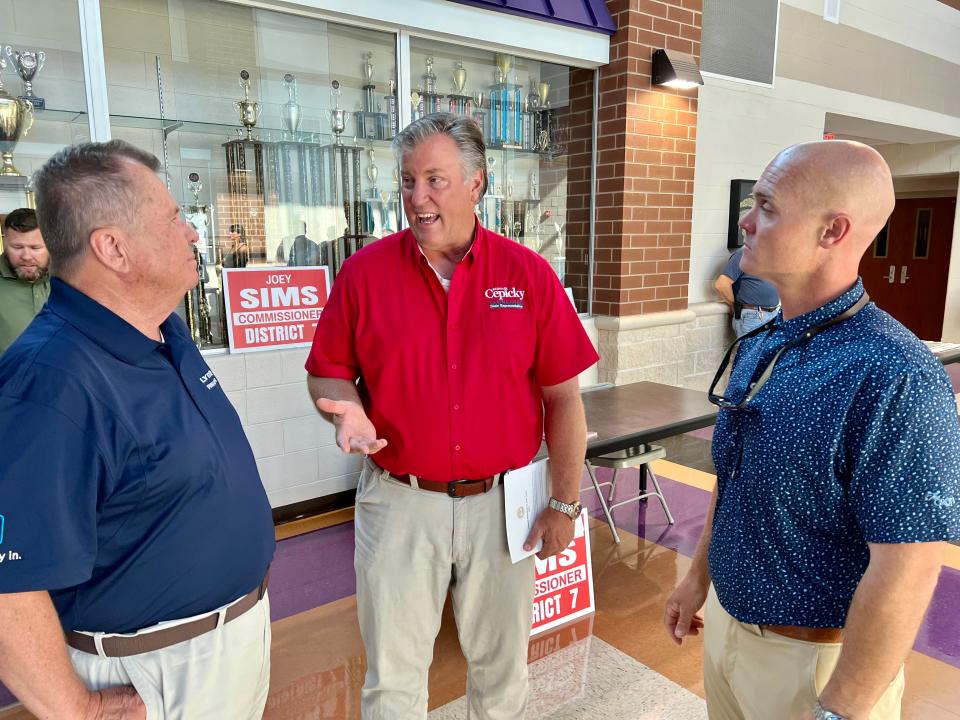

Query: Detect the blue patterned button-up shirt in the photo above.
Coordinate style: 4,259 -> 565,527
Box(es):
709,279 -> 960,627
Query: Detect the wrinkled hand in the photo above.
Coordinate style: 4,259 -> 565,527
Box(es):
82,687 -> 146,720
524,507 -> 575,559
316,398 -> 387,455
663,575 -> 707,645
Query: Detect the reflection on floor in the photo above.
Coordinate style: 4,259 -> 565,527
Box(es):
2,446 -> 960,719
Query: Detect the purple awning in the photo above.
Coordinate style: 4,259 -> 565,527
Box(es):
445,0 -> 616,35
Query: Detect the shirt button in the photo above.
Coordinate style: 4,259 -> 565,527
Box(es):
455,444 -> 461,451
453,404 -> 460,410
451,363 -> 458,370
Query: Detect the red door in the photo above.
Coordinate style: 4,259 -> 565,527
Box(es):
859,196 -> 956,340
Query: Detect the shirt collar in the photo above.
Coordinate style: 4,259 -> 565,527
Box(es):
773,278 -> 867,342
405,216 -> 483,269
47,278 -> 183,365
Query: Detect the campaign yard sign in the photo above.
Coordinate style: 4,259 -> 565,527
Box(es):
530,510 -> 595,635
222,267 -> 331,353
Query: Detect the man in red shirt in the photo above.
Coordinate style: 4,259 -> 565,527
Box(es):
306,113 -> 598,719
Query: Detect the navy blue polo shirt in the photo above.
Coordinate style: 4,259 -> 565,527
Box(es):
709,279 -> 960,627
722,249 -> 779,308
0,279 -> 275,633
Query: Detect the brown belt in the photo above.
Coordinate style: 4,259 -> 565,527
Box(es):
761,623 -> 843,644
65,570 -> 270,658
389,472 -> 505,497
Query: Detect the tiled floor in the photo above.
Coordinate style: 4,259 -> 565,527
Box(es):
3,446 -> 960,719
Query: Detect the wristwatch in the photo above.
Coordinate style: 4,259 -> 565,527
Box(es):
548,497 -> 582,520
814,700 -> 847,720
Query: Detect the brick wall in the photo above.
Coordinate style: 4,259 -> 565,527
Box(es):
592,0 -> 702,317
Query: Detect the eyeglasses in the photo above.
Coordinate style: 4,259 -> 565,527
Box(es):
708,293 -> 870,410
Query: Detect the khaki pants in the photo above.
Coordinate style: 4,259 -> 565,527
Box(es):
355,459 -> 536,720
704,586 -> 904,720
69,593 -> 271,720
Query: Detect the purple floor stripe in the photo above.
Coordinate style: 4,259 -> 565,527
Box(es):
915,566 -> 960,668
269,520 -> 356,622
582,467 -> 707,558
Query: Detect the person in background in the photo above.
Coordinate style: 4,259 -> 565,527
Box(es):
0,208 -> 51,354
714,245 -> 780,336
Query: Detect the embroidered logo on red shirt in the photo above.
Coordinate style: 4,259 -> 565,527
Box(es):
485,287 -> 526,309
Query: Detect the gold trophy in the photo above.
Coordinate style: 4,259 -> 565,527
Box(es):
234,69 -> 261,140
0,50 -> 34,177
538,81 -> 551,108
494,53 -> 512,84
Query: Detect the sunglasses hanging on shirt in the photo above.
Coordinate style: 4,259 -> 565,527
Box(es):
708,293 -> 871,410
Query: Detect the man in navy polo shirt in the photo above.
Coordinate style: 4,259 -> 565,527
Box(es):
0,141 -> 275,719
306,114 -> 598,719
664,141 -> 960,720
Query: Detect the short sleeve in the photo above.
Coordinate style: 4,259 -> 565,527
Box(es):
847,371 -> 960,543
531,263 -> 599,387
305,259 -> 360,380
0,399 -> 103,592
722,250 -> 743,281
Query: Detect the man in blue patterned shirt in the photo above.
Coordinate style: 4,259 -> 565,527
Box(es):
664,140 -> 960,720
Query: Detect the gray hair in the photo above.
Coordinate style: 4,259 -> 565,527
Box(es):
34,140 -> 161,278
392,113 -> 488,197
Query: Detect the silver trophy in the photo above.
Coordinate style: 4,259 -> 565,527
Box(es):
366,147 -> 379,194
6,47 -> 45,109
423,56 -> 436,95
361,52 -> 376,113
330,80 -> 348,144
186,172 -> 204,209
452,59 -> 467,95
281,73 -> 302,137
234,70 -> 261,140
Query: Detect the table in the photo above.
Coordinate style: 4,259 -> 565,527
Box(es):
581,381 -> 718,459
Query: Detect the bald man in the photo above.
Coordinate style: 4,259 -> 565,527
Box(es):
664,141 -> 960,720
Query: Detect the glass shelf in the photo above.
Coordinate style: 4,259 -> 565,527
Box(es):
32,107 -> 89,124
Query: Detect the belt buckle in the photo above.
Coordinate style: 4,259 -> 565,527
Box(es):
447,480 -> 466,498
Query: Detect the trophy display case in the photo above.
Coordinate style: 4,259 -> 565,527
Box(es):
0,0 -> 90,221
98,1 -> 400,349
409,40 -> 572,284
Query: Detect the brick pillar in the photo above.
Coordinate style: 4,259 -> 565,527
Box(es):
592,0 -> 702,317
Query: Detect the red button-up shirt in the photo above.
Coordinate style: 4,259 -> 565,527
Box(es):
306,222 -> 598,482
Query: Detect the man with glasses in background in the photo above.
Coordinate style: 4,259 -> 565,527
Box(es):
664,140 -> 960,720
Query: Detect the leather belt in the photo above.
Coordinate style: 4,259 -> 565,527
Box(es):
389,472 -> 505,497
761,623 -> 843,644
741,303 -> 779,312
65,570 -> 270,658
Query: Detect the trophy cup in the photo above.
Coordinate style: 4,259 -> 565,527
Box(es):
0,56 -> 35,177
452,60 -> 467,95
366,147 -> 379,198
186,172 -> 204,208
281,73 -> 302,138
486,155 -> 497,196
527,79 -> 542,110
361,53 -> 376,113
538,81 -> 551,108
330,80 -> 348,144
410,90 -> 421,123
494,53 -> 512,84
449,59 -> 467,115
6,47 -> 45,110
234,70 -> 261,140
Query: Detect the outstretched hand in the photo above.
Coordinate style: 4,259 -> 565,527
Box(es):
316,397 -> 388,455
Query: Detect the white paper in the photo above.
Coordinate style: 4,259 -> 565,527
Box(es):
504,458 -> 551,563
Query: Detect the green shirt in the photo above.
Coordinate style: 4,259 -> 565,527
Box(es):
0,253 -> 51,355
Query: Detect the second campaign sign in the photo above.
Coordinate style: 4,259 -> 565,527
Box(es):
222,267 -> 331,353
